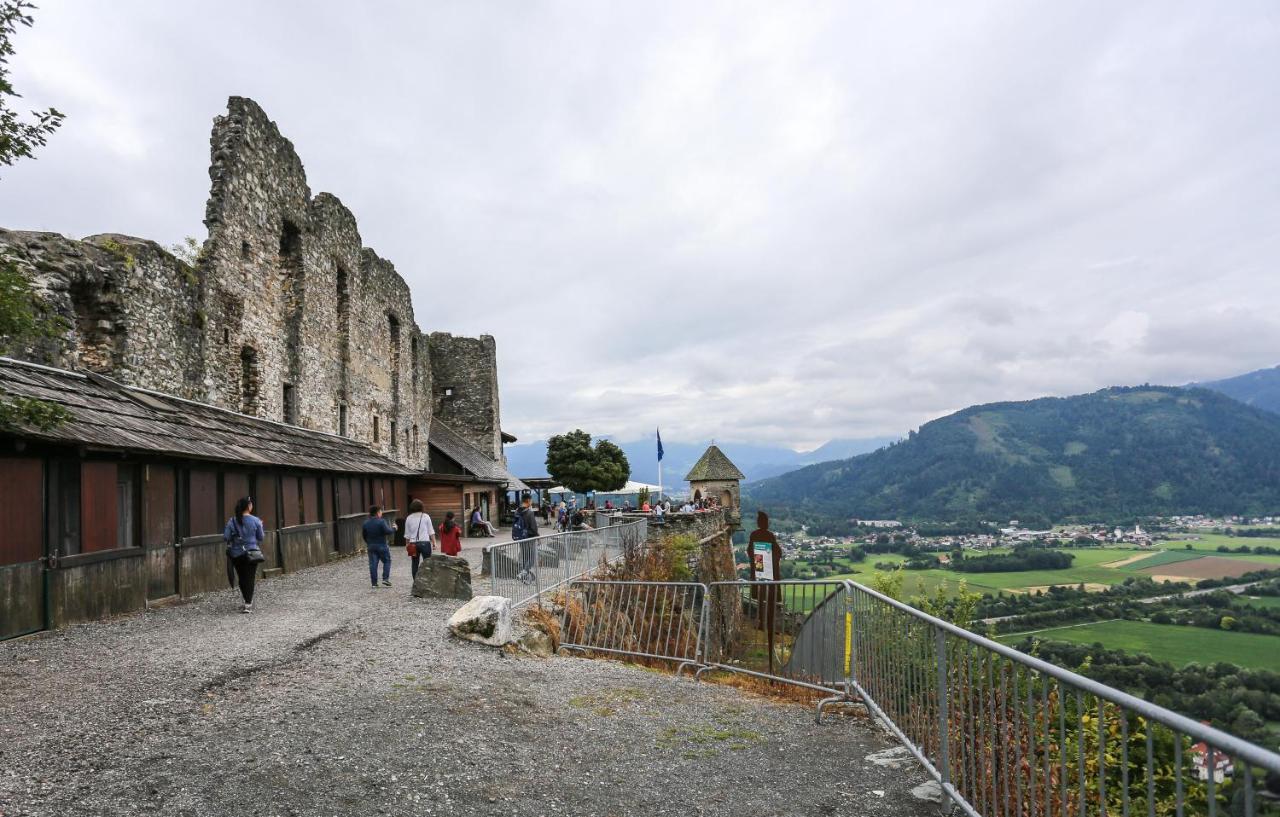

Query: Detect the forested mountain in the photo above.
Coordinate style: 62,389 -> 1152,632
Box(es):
1194,365 -> 1280,415
747,386 -> 1280,523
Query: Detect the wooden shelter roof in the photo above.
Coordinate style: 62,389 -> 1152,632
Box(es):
0,357 -> 414,475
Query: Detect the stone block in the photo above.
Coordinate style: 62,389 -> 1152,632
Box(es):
411,554 -> 473,601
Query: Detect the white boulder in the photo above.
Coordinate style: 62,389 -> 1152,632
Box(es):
447,595 -> 513,646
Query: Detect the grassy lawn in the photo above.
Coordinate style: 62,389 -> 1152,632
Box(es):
997,620 -> 1280,672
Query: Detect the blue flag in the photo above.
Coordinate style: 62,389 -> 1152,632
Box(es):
656,428 -> 664,461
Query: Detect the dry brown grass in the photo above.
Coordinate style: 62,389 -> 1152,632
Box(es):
521,604 -> 562,652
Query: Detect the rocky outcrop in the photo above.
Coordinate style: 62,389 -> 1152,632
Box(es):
410,554 -> 473,600
446,596 -> 512,646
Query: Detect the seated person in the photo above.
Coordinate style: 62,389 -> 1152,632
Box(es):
469,507 -> 497,537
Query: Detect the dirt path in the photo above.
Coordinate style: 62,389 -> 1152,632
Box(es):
0,552 -> 931,817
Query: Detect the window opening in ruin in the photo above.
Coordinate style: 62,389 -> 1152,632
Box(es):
239,346 -> 260,415
336,264 -> 350,341
69,281 -> 118,373
443,386 -> 455,398
390,420 -> 398,451
373,415 -> 380,443
339,404 -> 348,437
412,424 -> 419,456
410,336 -> 418,394
388,313 -> 401,405
240,240 -> 252,260
283,383 -> 297,425
278,220 -> 303,274
222,327 -> 230,345
388,314 -> 401,362
404,429 -> 410,457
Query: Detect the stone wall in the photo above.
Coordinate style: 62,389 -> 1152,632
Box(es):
1,96 -> 505,473
428,332 -> 501,459
0,230 -> 205,397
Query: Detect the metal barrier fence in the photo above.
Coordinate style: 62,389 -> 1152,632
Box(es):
840,579 -> 1280,817
485,519 -> 647,608
559,580 -> 706,675
696,580 -> 850,695
560,575 -> 1280,816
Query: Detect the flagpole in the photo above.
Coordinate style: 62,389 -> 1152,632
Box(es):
657,427 -> 663,503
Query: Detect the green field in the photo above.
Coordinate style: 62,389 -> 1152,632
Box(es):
1165,532 -> 1280,556
997,620 -> 1280,672
825,548 -> 1152,599
786,542 -> 1280,603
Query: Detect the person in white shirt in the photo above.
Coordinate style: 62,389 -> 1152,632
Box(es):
404,499 -> 438,579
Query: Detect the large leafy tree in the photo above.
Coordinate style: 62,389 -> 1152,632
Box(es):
0,0 -> 67,431
545,430 -> 630,496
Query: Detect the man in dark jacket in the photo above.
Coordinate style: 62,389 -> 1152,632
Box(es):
362,505 -> 397,588
517,496 -> 540,584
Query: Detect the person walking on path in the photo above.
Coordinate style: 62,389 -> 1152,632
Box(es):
363,505 -> 397,588
403,499 -> 437,579
516,496 -> 540,584
439,511 -> 463,556
223,496 -> 266,614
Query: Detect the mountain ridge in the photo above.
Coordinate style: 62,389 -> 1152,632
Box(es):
746,385 -> 1280,522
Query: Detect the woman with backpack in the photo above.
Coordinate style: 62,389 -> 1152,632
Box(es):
403,499 -> 437,579
439,511 -> 463,557
223,496 -> 266,614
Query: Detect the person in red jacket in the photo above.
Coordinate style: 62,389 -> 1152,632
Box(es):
439,511 -> 463,556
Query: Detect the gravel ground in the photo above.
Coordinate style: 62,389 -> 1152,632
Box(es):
0,552 -> 933,817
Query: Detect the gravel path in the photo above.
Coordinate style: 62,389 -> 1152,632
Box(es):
0,552 -> 933,817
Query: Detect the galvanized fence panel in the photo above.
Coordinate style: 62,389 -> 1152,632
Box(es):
698,580 -> 852,695
559,575 -> 1280,816
840,579 -> 1280,817
560,580 -> 707,675
485,519 -> 647,608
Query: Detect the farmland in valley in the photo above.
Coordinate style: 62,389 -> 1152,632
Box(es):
997,620 -> 1280,672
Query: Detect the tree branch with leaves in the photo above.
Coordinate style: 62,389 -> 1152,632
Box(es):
0,0 -> 67,431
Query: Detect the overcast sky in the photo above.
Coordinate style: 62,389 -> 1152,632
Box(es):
4,2 -> 1279,449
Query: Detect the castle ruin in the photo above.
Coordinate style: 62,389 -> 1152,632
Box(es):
1,96 -> 505,469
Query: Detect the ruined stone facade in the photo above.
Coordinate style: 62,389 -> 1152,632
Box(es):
0,97 -> 503,471
428,332 -> 503,459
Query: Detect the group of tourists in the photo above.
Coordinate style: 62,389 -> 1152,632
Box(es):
220,495 -> 484,612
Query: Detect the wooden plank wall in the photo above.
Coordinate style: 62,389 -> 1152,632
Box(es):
80,461 -> 118,554
0,457 -> 43,566
189,468 -> 219,536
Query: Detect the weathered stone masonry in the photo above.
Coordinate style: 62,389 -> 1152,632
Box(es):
1,96 -> 501,472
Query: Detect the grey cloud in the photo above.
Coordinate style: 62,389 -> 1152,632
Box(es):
4,1 -> 1279,449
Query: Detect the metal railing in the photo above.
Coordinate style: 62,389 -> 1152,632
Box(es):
484,519 -> 647,608
560,575 -> 1280,816
840,579 -> 1280,817
695,580 -> 850,695
560,580 -> 706,675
